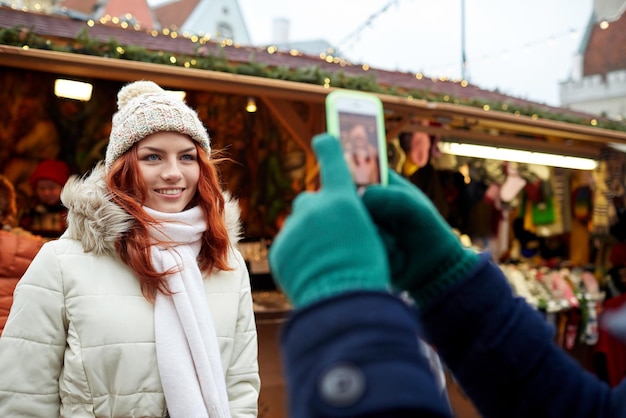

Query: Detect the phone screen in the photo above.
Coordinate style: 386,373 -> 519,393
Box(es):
325,90 -> 388,189
336,111 -> 382,187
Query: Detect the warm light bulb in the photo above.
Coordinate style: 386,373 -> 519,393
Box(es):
246,97 -> 257,113
165,90 -> 186,101
54,79 -> 93,101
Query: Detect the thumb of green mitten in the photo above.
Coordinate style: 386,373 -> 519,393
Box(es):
268,134 -> 390,309
362,170 -> 478,306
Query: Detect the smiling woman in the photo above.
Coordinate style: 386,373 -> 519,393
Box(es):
135,132 -> 201,213
0,80 -> 260,418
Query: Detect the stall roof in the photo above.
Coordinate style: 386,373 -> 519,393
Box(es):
0,6 -> 600,110
2,5 -> 626,157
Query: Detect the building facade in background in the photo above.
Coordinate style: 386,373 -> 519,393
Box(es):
154,0 -> 250,44
560,0 -> 626,121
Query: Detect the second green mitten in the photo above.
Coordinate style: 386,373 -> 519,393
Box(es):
362,169 -> 479,306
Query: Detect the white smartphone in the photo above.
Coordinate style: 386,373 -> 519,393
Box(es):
325,90 -> 388,189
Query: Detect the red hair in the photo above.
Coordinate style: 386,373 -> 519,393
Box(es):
105,143 -> 233,302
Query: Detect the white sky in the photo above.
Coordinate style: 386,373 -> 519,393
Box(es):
151,0 -> 595,107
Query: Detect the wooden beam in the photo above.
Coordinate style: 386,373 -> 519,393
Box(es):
260,98 -> 312,150
260,97 -> 325,190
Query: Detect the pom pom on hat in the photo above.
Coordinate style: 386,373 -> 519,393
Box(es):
30,160 -> 71,189
105,80 -> 211,170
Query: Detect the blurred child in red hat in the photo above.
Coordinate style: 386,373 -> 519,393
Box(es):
19,159 -> 70,240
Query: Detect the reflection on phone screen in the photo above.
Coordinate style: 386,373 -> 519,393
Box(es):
337,111 -> 381,188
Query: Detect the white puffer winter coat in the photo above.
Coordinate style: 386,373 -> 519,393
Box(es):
0,164 -> 260,417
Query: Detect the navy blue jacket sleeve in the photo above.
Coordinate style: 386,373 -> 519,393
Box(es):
421,252 -> 626,418
280,291 -> 453,418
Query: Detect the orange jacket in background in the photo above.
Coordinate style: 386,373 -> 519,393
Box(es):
0,229 -> 43,335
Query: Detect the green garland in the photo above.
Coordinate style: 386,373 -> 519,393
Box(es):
2,25 -> 626,133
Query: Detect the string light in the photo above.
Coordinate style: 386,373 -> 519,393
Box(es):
336,0 -> 401,52
6,0 -> 603,104
315,1 -> 589,86
10,1 -> 367,74
426,28 -> 581,79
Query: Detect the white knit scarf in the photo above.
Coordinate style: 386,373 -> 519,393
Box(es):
146,206 -> 231,418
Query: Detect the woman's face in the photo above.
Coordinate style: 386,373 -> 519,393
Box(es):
136,132 -> 200,213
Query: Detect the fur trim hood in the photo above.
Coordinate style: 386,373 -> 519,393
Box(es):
60,163 -> 242,255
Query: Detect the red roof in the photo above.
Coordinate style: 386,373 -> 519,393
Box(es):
584,13 -> 626,77
155,0 -> 199,30
103,0 -> 156,29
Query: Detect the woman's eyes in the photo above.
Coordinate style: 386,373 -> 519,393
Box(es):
141,154 -> 197,161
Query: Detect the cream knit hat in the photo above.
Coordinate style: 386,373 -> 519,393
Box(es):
105,80 -> 211,170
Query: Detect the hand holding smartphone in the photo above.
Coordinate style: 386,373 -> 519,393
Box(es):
325,90 -> 388,190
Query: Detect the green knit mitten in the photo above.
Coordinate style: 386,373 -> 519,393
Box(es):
268,134 -> 390,309
362,169 -> 479,306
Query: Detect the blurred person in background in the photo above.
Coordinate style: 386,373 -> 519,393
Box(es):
19,159 -> 71,240
0,175 -> 43,336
